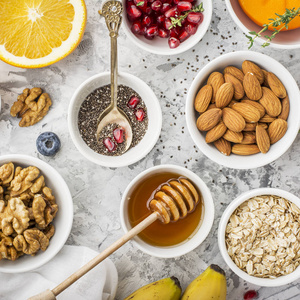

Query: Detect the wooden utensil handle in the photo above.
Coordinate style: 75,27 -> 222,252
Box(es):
28,212 -> 158,299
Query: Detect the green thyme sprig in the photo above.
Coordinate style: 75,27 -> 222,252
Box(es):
246,7 -> 300,49
136,1 -> 144,7
169,2 -> 204,29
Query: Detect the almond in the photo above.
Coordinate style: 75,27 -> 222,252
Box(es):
241,99 -> 265,118
232,102 -> 261,123
223,129 -> 243,143
243,122 -> 257,131
215,83 -> 234,108
207,72 -> 225,102
267,72 -> 287,99
260,114 -> 276,123
261,69 -> 270,87
241,131 -> 256,145
224,66 -> 244,82
258,122 -> 268,130
232,144 -> 260,155
256,125 -> 270,153
243,72 -> 262,101
196,108 -> 222,131
228,100 -> 238,108
242,60 -> 264,84
214,137 -> 231,156
278,96 -> 290,121
259,87 -> 282,117
205,121 -> 227,143
222,107 -> 246,132
268,119 -> 288,144
224,73 -> 245,100
207,103 -> 217,110
194,85 -> 213,113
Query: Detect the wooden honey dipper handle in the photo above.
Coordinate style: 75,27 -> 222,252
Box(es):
28,178 -> 200,300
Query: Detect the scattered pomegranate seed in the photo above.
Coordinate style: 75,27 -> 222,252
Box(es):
185,23 -> 197,35
178,30 -> 189,42
113,128 -> 125,144
187,12 -> 203,24
164,7 -> 178,18
135,108 -> 145,121
177,1 -> 192,11
168,36 -> 180,48
156,14 -> 165,24
142,15 -> 152,27
164,18 -> 172,30
131,20 -> 143,35
158,28 -> 169,38
146,25 -> 158,36
151,0 -> 162,11
103,137 -> 116,152
127,5 -> 142,19
127,96 -> 140,109
244,290 -> 258,300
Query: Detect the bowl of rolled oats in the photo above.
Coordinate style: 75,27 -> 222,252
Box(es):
0,154 -> 73,273
218,188 -> 300,286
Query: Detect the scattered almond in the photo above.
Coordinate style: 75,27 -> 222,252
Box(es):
224,66 -> 244,82
278,96 -> 290,121
267,72 -> 287,99
241,99 -> 265,118
259,87 -> 282,117
194,85 -> 213,113
214,137 -> 231,156
223,129 -> 243,143
243,72 -> 262,101
256,125 -> 270,153
196,108 -> 222,131
232,144 -> 260,155
215,83 -> 234,108
207,72 -> 224,103
241,131 -> 256,145
222,107 -> 246,132
268,119 -> 288,144
242,60 -> 264,85
205,121 -> 227,143
224,73 -> 245,100
232,102 -> 261,123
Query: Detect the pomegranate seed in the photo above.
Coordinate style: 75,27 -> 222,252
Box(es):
151,0 -> 162,11
135,108 -> 145,121
187,12 -> 203,24
156,14 -> 165,24
170,27 -> 180,38
103,137 -> 116,152
158,28 -> 169,38
142,15 -> 152,26
113,128 -> 125,144
178,30 -> 189,42
244,290 -> 258,300
127,96 -> 140,109
164,18 -> 172,30
127,5 -> 142,19
173,0 -> 180,4
168,36 -> 180,48
131,20 -> 143,34
161,3 -> 172,13
164,0 -> 172,3
177,1 -> 192,11
144,32 -> 155,39
133,0 -> 147,7
146,25 -> 158,36
164,7 -> 178,18
185,23 -> 197,35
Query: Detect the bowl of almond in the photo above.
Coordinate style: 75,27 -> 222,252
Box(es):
186,51 -> 300,169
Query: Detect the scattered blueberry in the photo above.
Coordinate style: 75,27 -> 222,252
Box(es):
36,132 -> 61,156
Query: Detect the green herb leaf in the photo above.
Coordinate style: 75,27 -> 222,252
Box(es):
136,1 -> 144,6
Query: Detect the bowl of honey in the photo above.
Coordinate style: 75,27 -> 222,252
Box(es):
120,164 -> 214,258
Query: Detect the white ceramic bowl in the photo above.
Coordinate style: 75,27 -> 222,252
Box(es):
225,0 -> 300,49
186,51 -> 300,169
218,188 -> 300,286
120,164 -> 214,258
68,72 -> 162,167
122,0 -> 212,55
0,154 -> 73,273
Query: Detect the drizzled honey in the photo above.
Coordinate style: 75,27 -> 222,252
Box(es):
127,172 -> 203,247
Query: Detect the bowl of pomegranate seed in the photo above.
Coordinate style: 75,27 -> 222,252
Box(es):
123,0 -> 212,54
68,72 -> 162,167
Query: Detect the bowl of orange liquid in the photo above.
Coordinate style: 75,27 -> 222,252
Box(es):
225,0 -> 300,49
120,165 -> 214,258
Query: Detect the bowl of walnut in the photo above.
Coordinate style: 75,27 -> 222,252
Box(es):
185,51 -> 300,169
0,154 -> 73,273
218,188 -> 300,286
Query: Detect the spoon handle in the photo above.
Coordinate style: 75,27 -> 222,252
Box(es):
101,1 -> 123,108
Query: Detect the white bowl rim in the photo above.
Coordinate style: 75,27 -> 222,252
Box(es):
225,0 -> 300,50
121,0 -> 213,55
186,50 -> 300,169
120,164 -> 215,258
68,71 -> 162,168
218,188 -> 300,286
0,154 -> 73,273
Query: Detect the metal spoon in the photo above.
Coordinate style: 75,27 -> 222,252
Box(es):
96,0 -> 132,151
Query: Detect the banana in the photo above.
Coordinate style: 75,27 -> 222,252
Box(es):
181,264 -> 227,300
123,276 -> 182,300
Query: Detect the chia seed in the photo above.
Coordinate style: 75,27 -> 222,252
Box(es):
78,84 -> 148,156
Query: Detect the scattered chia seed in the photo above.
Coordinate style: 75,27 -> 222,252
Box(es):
78,84 -> 148,156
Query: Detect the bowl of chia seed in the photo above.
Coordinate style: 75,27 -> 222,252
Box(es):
68,72 -> 162,167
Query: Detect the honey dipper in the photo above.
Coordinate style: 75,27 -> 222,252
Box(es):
29,177 -> 201,300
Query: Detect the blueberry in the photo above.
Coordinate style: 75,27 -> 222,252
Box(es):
36,132 -> 61,156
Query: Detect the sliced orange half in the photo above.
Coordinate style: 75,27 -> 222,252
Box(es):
0,0 -> 87,68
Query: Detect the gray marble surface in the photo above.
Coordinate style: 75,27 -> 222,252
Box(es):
1,0 -> 300,299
